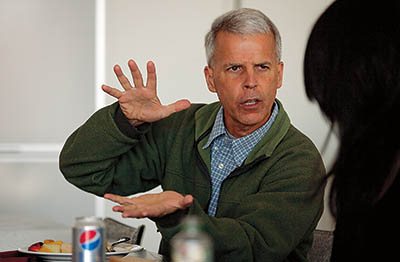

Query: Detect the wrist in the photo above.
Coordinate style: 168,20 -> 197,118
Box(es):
128,119 -> 145,127
114,105 -> 149,137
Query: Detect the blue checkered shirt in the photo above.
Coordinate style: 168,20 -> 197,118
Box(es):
203,102 -> 279,216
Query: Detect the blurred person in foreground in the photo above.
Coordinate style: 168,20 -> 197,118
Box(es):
304,0 -> 400,261
60,8 -> 325,261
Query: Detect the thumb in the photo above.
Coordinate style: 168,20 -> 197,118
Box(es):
165,99 -> 191,115
180,194 -> 194,208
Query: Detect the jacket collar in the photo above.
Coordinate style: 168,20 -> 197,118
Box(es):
194,99 -> 291,169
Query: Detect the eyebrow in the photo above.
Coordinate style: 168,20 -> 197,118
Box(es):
223,61 -> 272,68
223,63 -> 241,67
255,61 -> 272,66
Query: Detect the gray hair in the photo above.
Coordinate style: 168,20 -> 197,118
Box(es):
204,8 -> 282,65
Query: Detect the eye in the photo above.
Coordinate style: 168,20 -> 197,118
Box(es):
227,65 -> 241,72
257,64 -> 270,70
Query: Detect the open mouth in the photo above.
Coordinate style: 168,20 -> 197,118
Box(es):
243,99 -> 257,105
240,98 -> 260,106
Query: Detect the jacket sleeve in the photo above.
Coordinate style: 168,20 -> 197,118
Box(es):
59,102 -> 163,196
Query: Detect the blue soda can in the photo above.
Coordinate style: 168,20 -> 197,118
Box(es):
72,216 -> 106,262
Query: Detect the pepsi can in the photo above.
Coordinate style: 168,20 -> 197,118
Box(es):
72,216 -> 106,262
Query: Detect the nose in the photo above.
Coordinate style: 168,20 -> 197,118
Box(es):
243,68 -> 257,89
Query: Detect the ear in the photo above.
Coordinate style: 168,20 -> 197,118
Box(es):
276,61 -> 284,89
204,66 -> 217,93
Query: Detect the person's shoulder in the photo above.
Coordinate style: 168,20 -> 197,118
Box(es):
286,125 -> 322,156
194,101 -> 220,116
162,103 -> 213,126
170,102 -> 220,120
275,100 -> 319,150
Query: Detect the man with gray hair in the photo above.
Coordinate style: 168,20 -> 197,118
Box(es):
60,8 -> 324,261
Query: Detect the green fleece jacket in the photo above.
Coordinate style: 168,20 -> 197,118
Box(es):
59,100 -> 325,262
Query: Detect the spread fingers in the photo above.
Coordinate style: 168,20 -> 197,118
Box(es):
114,64 -> 134,91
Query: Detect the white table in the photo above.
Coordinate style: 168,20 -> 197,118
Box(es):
0,215 -> 70,251
0,215 -> 162,261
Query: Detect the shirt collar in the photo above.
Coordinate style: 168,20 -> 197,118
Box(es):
203,102 -> 279,165
232,103 -> 278,165
203,107 -> 226,149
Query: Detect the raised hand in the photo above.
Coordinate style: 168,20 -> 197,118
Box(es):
102,59 -> 191,126
104,191 -> 194,218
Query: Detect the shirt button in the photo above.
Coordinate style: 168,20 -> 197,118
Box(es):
218,163 -> 224,169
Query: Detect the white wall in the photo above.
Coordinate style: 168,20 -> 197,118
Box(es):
1,0 -> 337,254
0,0 -> 96,228
0,0 -> 96,144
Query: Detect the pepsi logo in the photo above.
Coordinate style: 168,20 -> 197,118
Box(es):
79,230 -> 101,251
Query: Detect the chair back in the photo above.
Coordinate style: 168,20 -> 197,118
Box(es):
308,229 -> 334,262
104,217 -> 145,245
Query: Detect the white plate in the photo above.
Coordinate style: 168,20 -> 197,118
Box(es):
17,246 -> 142,262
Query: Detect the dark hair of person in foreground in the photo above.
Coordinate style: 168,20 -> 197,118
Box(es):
304,0 -> 400,260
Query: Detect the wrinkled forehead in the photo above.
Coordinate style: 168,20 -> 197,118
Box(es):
213,31 -> 278,60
